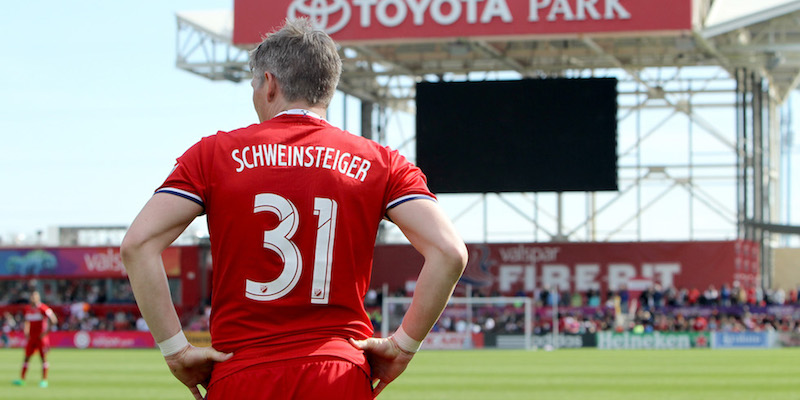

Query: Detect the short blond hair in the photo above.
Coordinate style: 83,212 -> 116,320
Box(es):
249,18 -> 342,108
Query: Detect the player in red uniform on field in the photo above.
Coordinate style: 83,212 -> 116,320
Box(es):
13,291 -> 58,388
121,18 -> 467,400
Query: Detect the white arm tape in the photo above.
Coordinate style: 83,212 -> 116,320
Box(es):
392,325 -> 423,354
158,331 -> 189,357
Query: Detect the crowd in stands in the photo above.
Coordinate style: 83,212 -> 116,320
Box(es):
394,282 -> 800,336
0,279 -> 145,333
3,278 -> 800,336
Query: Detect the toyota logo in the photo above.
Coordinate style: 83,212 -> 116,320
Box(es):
288,0 -> 352,35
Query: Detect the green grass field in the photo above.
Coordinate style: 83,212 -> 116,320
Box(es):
1,348 -> 798,400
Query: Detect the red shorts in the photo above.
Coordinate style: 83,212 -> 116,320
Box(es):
24,337 -> 49,358
207,356 -> 373,400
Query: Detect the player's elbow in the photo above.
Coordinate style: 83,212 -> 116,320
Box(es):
120,230 -> 148,272
437,240 -> 468,280
120,234 -> 137,263
455,242 -> 469,273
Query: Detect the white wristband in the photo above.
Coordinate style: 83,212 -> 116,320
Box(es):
158,331 -> 189,357
392,325 -> 423,354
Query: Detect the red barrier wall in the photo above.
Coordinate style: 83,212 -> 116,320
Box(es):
5,331 -> 155,349
371,240 -> 760,295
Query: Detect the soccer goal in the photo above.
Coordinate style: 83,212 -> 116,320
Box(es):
381,295 -> 533,350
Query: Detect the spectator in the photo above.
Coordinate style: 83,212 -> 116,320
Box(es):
747,286 -> 758,305
539,285 -> 551,307
678,287 -> 689,306
664,286 -> 679,307
687,287 -> 701,305
692,315 -> 708,331
136,317 -> 149,332
652,284 -> 664,309
570,292 -> 583,307
618,284 -> 630,310
365,289 -> 379,307
560,290 -> 571,307
639,286 -> 654,311
720,283 -> 732,306
703,285 -> 719,305
586,290 -> 601,307
772,288 -> 786,305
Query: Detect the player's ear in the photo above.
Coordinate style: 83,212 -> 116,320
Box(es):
265,72 -> 279,102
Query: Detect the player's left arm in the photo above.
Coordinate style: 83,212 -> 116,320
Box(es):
351,198 -> 467,397
121,193 -> 231,400
45,308 -> 57,332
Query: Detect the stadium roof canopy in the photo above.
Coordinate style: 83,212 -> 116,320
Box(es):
176,0 -> 800,106
173,1 -> 800,269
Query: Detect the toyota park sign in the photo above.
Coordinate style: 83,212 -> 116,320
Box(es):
233,0 -> 692,44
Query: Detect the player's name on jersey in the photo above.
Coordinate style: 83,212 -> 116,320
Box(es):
231,144 -> 372,182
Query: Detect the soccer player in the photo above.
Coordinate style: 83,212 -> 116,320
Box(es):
13,291 -> 58,388
121,18 -> 467,400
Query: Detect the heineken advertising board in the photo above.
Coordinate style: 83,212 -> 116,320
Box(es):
597,332 -> 710,350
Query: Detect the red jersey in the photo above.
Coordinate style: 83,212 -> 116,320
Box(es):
157,110 -> 435,384
24,303 -> 52,339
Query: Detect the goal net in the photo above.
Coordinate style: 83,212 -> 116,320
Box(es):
381,295 -> 533,350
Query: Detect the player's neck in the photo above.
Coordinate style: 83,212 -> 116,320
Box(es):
262,98 -> 326,122
279,102 -> 327,120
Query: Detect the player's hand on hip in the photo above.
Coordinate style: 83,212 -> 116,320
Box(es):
349,337 -> 414,398
164,344 -> 233,400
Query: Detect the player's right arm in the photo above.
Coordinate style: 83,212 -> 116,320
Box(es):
122,193 -> 199,345
122,193 -> 232,400
352,198 -> 467,396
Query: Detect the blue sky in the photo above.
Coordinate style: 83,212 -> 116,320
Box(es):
1,1 -> 799,245
1,1 -> 251,241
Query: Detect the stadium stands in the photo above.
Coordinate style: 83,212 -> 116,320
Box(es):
1,278 -> 798,336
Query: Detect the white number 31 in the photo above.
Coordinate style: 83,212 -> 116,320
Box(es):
244,194 -> 337,304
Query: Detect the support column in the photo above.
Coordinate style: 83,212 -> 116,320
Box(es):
735,68 -> 750,240
737,69 -> 776,289
361,100 -> 374,140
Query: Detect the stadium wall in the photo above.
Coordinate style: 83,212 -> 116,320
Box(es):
372,241 -> 760,296
5,331 -> 154,349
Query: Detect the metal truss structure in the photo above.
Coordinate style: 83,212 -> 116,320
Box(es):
175,1 -> 800,286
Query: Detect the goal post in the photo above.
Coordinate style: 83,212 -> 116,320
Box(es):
381,295 -> 533,350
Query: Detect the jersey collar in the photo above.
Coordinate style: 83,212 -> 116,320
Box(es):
274,109 -> 326,122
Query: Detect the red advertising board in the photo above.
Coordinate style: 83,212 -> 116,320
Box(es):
0,246 -> 203,311
233,0 -> 693,45
6,331 -> 155,349
423,332 -> 484,349
0,247 -> 183,278
371,240 -> 760,295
